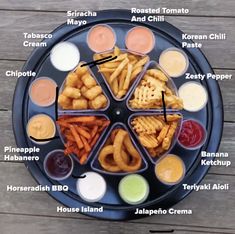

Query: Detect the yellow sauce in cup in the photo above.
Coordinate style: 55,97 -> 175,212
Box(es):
155,154 -> 185,185
27,114 -> 56,144
159,48 -> 188,77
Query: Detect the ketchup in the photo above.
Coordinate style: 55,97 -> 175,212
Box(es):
178,120 -> 205,148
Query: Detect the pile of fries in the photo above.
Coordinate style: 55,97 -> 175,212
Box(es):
131,114 -> 182,158
94,46 -> 149,99
57,116 -> 110,164
58,62 -> 108,110
129,68 -> 183,109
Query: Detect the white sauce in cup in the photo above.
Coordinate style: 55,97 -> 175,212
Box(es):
77,172 -> 106,202
50,42 -> 80,71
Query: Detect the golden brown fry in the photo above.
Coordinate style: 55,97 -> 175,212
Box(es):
146,69 -> 168,81
103,62 -> 120,68
114,46 -> 121,56
110,58 -> 129,83
130,66 -> 142,81
116,90 -> 127,99
162,122 -> 178,150
118,69 -> 127,90
133,56 -> 149,70
99,68 -> 116,73
123,64 -> 133,90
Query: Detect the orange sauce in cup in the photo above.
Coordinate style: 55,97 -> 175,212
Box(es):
125,26 -> 155,54
30,77 -> 57,107
87,24 -> 116,53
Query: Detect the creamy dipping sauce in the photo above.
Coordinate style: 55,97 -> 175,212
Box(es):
178,81 -> 208,112
155,154 -> 185,185
125,26 -> 155,54
87,24 -> 116,53
29,77 -> 57,107
159,48 -> 189,77
118,174 -> 149,205
27,114 -> 56,144
50,42 -> 80,71
77,172 -> 106,202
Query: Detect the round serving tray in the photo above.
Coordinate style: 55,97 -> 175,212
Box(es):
12,10 -> 223,220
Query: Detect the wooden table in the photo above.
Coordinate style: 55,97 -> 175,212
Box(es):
0,1 -> 234,233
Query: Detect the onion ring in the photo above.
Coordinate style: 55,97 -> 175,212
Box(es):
98,145 -> 130,172
113,129 -> 142,172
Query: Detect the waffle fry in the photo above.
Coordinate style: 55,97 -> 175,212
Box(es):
129,68 -> 183,109
131,115 -> 181,158
131,116 -> 164,134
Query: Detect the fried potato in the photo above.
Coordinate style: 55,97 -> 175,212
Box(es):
65,72 -> 78,87
129,67 -> 183,110
131,115 -> 181,158
81,73 -> 97,88
63,86 -> 81,99
110,58 -> 129,83
75,65 -> 87,77
72,98 -> 88,110
91,94 -> 107,109
83,85 -> 102,100
59,62 -> 107,110
95,47 -> 149,99
58,94 -> 72,107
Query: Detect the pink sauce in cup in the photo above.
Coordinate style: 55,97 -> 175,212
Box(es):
125,26 -> 155,54
87,24 -> 116,53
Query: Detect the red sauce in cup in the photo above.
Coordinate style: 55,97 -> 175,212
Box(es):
178,120 -> 206,149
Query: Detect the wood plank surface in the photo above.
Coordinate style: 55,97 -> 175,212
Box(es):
1,214 -> 234,234
0,1 -> 234,233
0,0 -> 235,17
0,162 -> 234,233
0,11 -> 234,68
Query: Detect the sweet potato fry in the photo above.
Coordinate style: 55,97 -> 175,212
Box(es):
56,121 -> 70,128
80,152 -> 89,165
91,125 -> 99,138
80,135 -> 91,152
69,125 -> 83,149
65,134 -> 76,142
75,126 -> 91,140
65,116 -> 96,123
90,133 -> 100,148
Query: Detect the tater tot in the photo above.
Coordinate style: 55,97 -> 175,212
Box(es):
72,98 -> 88,110
75,65 -> 87,77
63,86 -> 81,99
83,85 -> 102,100
91,94 -> 107,109
88,100 -> 94,109
81,73 -> 97,88
65,72 -> 78,87
80,86 -> 88,95
77,78 -> 83,89
58,94 -> 72,109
